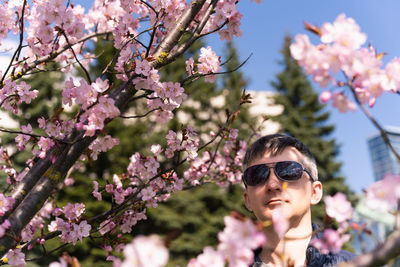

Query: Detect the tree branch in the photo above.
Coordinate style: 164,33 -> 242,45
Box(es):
152,0 -> 207,66
348,83 -> 400,163
61,31 -> 92,84
342,229 -> 400,267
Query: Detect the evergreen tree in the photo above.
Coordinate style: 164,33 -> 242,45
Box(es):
270,35 -> 355,223
0,64 -> 65,188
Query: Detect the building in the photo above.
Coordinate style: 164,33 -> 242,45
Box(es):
367,126 -> 400,181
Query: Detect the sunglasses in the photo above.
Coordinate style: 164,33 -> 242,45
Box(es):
242,161 -> 314,186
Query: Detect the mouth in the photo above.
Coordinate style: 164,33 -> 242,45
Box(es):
266,199 -> 284,205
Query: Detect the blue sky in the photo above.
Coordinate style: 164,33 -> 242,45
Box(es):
206,0 -> 400,193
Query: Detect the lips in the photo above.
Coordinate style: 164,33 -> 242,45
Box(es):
266,198 -> 284,205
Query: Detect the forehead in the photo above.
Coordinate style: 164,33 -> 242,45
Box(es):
248,147 -> 304,167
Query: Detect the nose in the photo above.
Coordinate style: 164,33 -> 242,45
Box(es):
264,167 -> 282,192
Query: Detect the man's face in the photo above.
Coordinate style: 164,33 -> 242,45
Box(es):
243,147 -> 322,224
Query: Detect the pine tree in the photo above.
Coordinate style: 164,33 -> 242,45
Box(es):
270,35 -> 355,223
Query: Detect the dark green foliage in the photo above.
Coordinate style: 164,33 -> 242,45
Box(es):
0,64 -> 65,189
270,35 -> 356,224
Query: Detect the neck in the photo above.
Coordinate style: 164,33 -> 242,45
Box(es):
260,215 -> 312,267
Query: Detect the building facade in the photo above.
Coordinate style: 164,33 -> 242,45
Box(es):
367,126 -> 400,181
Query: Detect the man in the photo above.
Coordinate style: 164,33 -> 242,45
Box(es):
242,134 -> 354,267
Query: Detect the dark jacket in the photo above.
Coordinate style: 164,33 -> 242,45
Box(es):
306,245 -> 355,267
252,224 -> 356,267
252,246 -> 355,267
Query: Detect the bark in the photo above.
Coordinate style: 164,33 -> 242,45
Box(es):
341,230 -> 400,267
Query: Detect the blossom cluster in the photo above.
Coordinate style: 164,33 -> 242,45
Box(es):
63,77 -> 120,137
114,215 -> 265,267
94,127 -> 200,239
0,79 -> 38,114
116,235 -> 169,267
47,203 -> 91,245
26,0 -> 85,60
309,192 -> 353,253
0,193 -> 14,217
0,0 -> 259,263
186,46 -> 222,82
188,215 -> 266,267
290,14 -> 400,112
183,129 -> 245,186
310,175 -> 400,254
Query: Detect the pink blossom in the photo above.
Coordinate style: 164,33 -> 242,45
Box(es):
99,218 -> 116,235
324,192 -> 353,223
272,205 -> 289,238
76,79 -> 98,110
89,135 -> 120,160
0,219 -> 11,238
140,187 -> 156,202
197,46 -> 221,82
186,57 -> 194,75
5,248 -> 26,266
365,174 -> 400,212
385,57 -> 400,92
319,91 -> 332,103
15,124 -> 33,151
217,216 -> 266,266
310,229 -> 350,254
151,144 -> 163,156
331,92 -> 356,113
190,246 -> 225,267
0,3 -> 14,45
320,14 -> 366,50
121,235 -> 169,267
62,203 -> 85,221
92,77 -> 109,93
92,181 -> 102,200
144,157 -> 160,176
49,257 -> 68,267
64,177 -> 75,187
135,59 -> 151,76
36,137 -> 55,159
74,220 -> 91,241
290,34 -> 312,62
0,193 -> 15,216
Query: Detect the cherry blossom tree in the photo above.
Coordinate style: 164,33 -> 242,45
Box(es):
0,0 -> 260,265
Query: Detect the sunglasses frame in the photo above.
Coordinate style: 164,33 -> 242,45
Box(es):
242,160 -> 315,186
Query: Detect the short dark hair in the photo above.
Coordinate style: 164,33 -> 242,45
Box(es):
243,134 -> 318,180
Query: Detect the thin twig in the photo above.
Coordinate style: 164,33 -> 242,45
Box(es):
180,53 -> 252,86
0,0 -> 28,85
61,31 -> 92,84
119,108 -> 160,119
348,82 -> 400,162
0,127 -> 70,144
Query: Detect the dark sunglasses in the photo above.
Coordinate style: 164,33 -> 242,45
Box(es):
242,161 -> 314,186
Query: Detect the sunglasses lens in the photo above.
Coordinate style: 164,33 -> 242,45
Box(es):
275,161 -> 303,181
243,164 -> 270,186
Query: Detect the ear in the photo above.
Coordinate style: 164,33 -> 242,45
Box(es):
310,181 -> 323,205
243,190 -> 253,211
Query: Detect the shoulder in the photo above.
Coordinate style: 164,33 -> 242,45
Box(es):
307,246 -> 356,267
